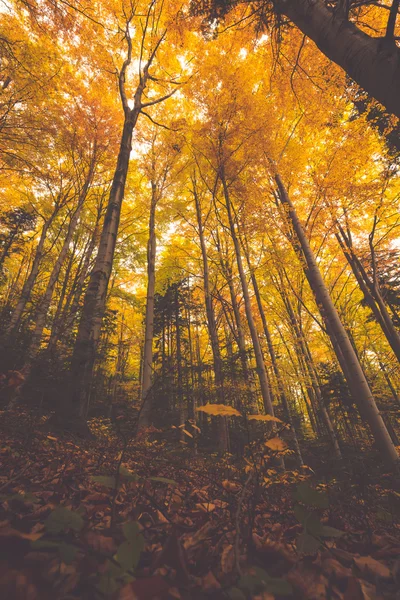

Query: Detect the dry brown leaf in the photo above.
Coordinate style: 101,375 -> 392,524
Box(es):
85,531 -> 115,554
354,555 -> 391,580
202,571 -> 221,590
222,479 -> 241,493
182,521 -> 213,551
322,557 -> 352,581
221,544 -> 234,574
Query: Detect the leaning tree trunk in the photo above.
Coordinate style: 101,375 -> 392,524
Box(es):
275,172 -> 399,468
279,280 -> 341,457
336,228 -> 400,364
137,183 -> 158,431
4,206 -> 60,337
51,214 -> 101,349
277,0 -> 400,118
24,171 -> 93,367
242,241 -> 304,465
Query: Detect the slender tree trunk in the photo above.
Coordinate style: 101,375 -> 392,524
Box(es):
0,232 -> 17,271
137,184 -> 158,431
192,182 -> 229,451
175,286 -> 186,431
25,173 -> 92,366
336,229 -> 400,363
243,241 -> 304,464
4,206 -> 60,337
277,0 -> 400,118
221,168 -> 273,416
50,239 -> 77,343
378,358 -> 400,407
275,172 -> 399,467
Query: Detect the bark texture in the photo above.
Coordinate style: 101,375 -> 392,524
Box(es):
278,0 -> 400,118
275,172 -> 399,467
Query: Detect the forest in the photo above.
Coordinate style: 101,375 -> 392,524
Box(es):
0,0 -> 400,598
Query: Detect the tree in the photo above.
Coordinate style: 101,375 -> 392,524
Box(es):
194,0 -> 400,118
66,0 -> 184,427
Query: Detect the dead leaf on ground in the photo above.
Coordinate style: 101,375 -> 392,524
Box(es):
221,544 -> 234,573
354,555 -> 391,580
201,571 -> 221,590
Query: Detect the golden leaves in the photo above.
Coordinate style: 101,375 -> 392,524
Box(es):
196,404 -> 241,417
265,438 -> 288,452
247,414 -> 282,423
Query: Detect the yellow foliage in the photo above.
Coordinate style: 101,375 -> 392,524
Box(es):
196,404 -> 242,417
265,438 -> 288,452
247,414 -> 282,424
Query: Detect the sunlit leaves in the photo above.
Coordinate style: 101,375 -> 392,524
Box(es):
196,404 -> 242,417
265,437 -> 287,452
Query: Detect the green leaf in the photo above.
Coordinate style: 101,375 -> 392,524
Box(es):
91,475 -> 117,488
58,543 -> 78,564
149,476 -> 177,486
294,483 -> 328,508
31,540 -> 60,551
120,523 -> 144,573
227,587 -> 247,600
119,466 -> 140,482
116,532 -> 144,573
296,532 -> 321,554
238,567 -> 292,596
320,525 -> 344,538
293,504 -> 309,526
294,504 -> 323,536
31,539 -> 77,563
44,507 -> 84,534
122,521 -> 140,543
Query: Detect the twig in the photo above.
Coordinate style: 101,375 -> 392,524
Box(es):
0,462 -> 31,492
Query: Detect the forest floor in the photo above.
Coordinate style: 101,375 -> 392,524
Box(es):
0,409 -> 400,600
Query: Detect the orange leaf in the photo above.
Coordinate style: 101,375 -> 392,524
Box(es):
265,438 -> 287,451
196,404 -> 242,417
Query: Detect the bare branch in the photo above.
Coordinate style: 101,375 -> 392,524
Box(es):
141,86 -> 179,108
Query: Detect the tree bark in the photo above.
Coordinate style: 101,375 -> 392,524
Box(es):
336,227 -> 400,364
4,206 -> 60,337
243,240 -> 304,464
67,114 -> 137,421
25,168 -> 94,366
221,168 -> 273,416
137,183 -> 158,431
275,172 -> 399,467
192,180 -> 229,451
277,0 -> 400,118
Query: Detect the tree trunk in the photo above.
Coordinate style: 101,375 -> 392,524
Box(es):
243,241 -> 304,465
25,171 -> 93,366
275,172 -> 399,467
277,0 -> 400,118
66,114 -> 137,422
336,228 -> 400,364
4,206 -> 60,337
192,181 -> 229,451
137,183 -> 158,431
221,168 -> 273,416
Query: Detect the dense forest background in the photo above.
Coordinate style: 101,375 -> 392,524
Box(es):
0,1 -> 400,598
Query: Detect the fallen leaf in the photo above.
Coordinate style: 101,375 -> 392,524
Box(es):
202,571 -> 221,590
221,544 -> 234,573
222,480 -> 241,493
353,555 -> 391,580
